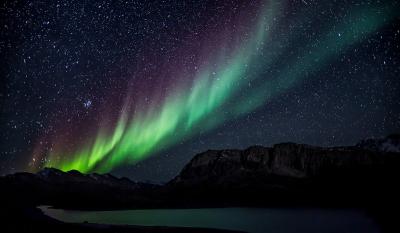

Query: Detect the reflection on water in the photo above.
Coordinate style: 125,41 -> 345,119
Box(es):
39,206 -> 380,233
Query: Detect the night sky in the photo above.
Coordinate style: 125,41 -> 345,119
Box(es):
1,0 -> 399,182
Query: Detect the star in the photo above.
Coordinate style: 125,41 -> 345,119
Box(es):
83,100 -> 92,109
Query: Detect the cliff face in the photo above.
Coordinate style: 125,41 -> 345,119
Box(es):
164,142 -> 400,208
170,143 -> 398,188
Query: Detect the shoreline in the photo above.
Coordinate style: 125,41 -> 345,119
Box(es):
3,206 -> 245,233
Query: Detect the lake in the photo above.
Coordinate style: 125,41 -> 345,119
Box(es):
39,206 -> 381,233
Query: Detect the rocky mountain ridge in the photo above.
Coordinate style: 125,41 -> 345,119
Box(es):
356,134 -> 400,153
1,139 -> 400,209
170,142 -> 398,187
1,167 -> 160,209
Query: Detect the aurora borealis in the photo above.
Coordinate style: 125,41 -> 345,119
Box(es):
1,0 -> 399,179
41,0 -> 277,173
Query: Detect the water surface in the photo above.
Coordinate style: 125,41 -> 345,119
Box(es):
40,206 -> 380,233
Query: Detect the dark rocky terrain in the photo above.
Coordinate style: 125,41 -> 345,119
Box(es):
1,167 -> 162,210
356,134 -> 400,153
168,142 -> 400,207
1,136 -> 400,232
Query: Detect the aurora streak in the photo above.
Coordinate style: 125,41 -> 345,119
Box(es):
36,0 -> 398,173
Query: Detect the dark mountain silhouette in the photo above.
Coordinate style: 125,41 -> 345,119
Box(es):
1,167 -> 161,209
356,134 -> 400,153
165,142 -> 400,207
2,141 -> 400,208
1,138 -> 400,232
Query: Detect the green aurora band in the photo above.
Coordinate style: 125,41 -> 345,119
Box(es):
43,1 -> 398,173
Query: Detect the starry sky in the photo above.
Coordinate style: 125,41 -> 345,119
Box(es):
0,0 -> 399,182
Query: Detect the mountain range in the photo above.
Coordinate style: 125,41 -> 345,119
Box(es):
1,135 -> 400,232
2,135 -> 400,209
